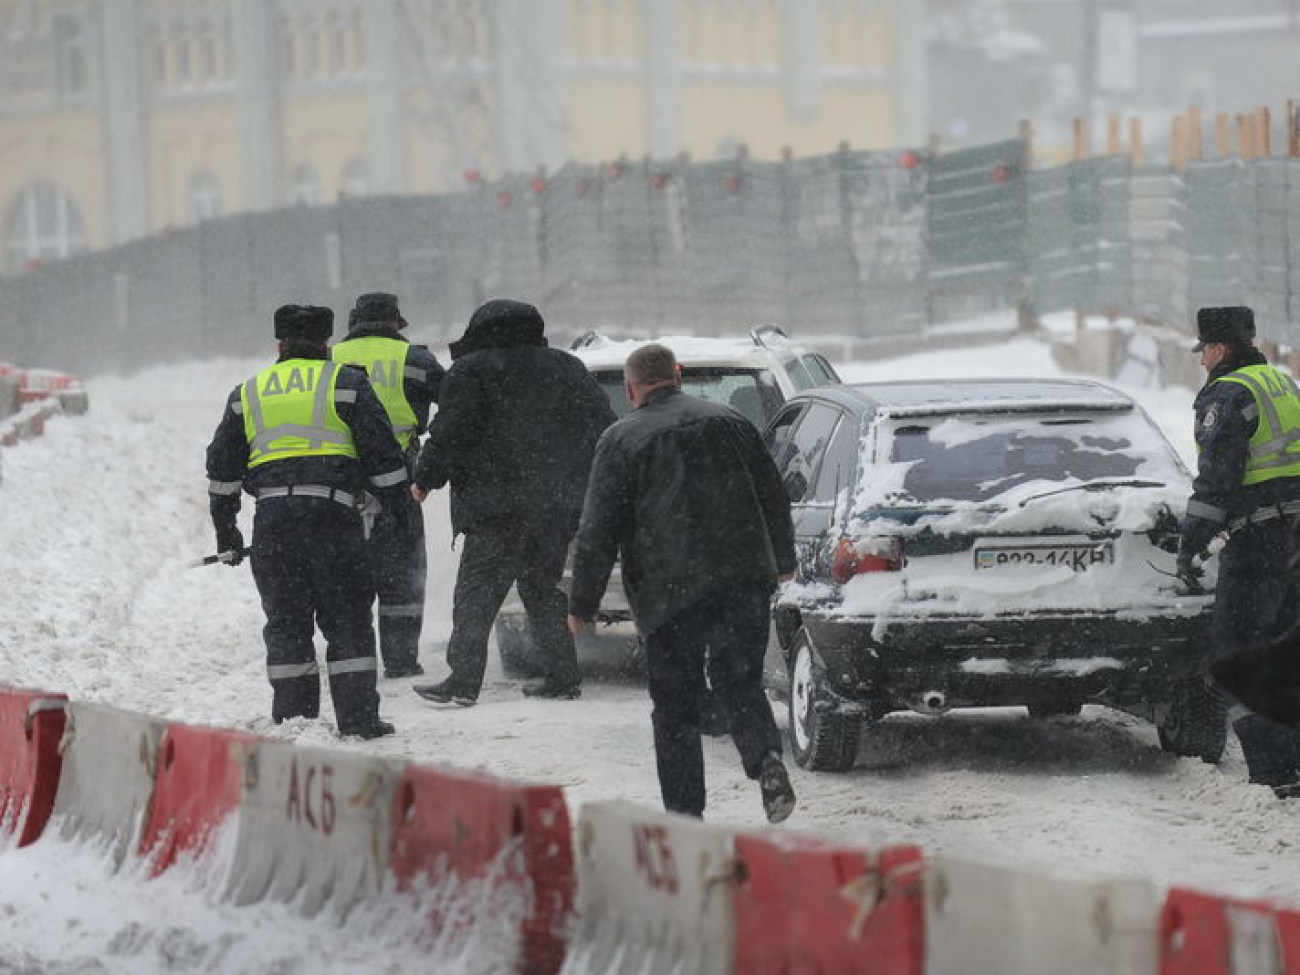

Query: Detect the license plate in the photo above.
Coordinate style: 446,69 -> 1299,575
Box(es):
974,542 -> 1113,571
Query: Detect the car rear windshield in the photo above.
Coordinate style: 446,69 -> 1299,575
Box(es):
881,409 -> 1183,505
592,367 -> 784,428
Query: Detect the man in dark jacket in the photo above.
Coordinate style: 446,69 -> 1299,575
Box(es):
206,304 -> 413,738
1178,306 -> 1300,796
567,343 -> 798,824
332,292 -> 445,679
410,299 -> 615,706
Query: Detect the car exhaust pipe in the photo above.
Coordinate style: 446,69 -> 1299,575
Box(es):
915,690 -> 948,715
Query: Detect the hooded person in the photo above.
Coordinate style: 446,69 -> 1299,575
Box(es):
205,303 -> 411,739
1179,305 -> 1300,796
409,299 -> 616,706
331,292 -> 445,679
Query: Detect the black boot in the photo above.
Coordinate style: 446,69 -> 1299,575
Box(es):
413,679 -> 477,707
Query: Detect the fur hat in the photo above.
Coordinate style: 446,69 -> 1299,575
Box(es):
352,292 -> 407,329
273,304 -> 334,341
1193,306 -> 1255,352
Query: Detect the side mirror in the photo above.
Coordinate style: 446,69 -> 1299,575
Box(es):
783,470 -> 808,503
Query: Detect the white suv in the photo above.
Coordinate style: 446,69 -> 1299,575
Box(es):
494,327 -> 842,677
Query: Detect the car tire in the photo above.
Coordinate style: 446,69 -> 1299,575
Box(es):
1157,678 -> 1228,764
494,614 -> 544,679
787,628 -> 860,772
1026,700 -> 1083,719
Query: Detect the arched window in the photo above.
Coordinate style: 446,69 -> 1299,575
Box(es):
5,182 -> 89,270
190,171 -> 222,221
342,159 -> 370,199
290,164 -> 322,206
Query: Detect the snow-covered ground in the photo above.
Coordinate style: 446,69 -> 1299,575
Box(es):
0,325 -> 1296,972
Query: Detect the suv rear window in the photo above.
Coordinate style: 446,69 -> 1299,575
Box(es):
592,367 -> 784,428
884,410 -> 1181,505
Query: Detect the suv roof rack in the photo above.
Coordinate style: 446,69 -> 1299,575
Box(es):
570,330 -> 603,351
750,325 -> 791,350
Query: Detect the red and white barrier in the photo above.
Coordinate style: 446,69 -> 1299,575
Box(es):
48,702 -> 168,867
224,739 -> 404,916
0,685 -> 66,847
139,723 -> 259,875
1161,887 -> 1300,974
391,763 -> 575,975
924,853 -> 1161,975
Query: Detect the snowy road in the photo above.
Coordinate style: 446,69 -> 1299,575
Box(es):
0,327 -> 1296,972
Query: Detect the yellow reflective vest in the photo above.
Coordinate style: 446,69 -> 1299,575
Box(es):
331,336 -> 417,449
240,359 -> 357,468
1215,363 -> 1300,485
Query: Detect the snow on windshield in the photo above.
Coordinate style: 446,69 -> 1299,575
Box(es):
852,407 -> 1191,536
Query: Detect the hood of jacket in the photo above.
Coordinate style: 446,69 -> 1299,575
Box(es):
449,299 -> 547,360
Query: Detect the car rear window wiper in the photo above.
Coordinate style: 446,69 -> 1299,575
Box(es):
1016,479 -> 1166,508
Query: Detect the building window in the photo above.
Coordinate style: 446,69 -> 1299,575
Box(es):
190,171 -> 222,221
291,164 -> 323,206
5,182 -> 89,271
342,159 -> 371,199
53,12 -> 89,98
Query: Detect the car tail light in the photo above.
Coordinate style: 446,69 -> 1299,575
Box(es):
830,536 -> 905,582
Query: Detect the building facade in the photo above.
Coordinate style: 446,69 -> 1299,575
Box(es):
0,0 -> 924,273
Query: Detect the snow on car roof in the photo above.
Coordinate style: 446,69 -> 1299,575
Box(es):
841,377 -> 1133,417
569,331 -> 793,370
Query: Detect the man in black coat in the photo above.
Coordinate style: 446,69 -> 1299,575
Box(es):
567,343 -> 799,824
205,304 -> 413,739
1178,306 -> 1300,795
410,299 -> 615,706
332,292 -> 445,678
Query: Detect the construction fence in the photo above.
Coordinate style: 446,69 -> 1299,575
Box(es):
3,136 -> 1300,377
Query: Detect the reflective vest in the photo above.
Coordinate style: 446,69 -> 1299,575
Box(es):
331,336 -> 417,449
1214,364 -> 1300,485
241,359 -> 357,468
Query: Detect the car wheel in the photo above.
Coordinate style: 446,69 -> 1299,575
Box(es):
1026,700 -> 1083,719
494,614 -> 544,679
1157,678 -> 1227,764
787,628 -> 860,772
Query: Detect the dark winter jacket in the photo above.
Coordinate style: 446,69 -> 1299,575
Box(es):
333,322 -> 445,437
1181,345 -> 1300,558
205,347 -> 415,525
413,300 -> 615,535
568,385 -> 797,635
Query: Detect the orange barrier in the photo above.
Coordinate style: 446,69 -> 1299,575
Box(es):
733,833 -> 924,975
0,686 -> 67,847
140,723 -> 259,875
390,764 -> 575,975
1161,886 -> 1300,973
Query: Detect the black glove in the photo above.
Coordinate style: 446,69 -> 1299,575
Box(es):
214,522 -> 245,566
1175,549 -> 1204,592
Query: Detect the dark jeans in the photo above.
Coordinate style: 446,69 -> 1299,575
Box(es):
444,522 -> 581,696
251,499 -> 380,732
643,583 -> 782,817
368,503 -> 427,674
1215,521 -> 1300,786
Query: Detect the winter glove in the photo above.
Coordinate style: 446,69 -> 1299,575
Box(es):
1174,549 -> 1204,593
214,521 -> 245,567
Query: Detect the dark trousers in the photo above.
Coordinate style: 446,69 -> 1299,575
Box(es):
445,522 -> 581,696
1215,522 -> 1300,786
643,583 -> 782,818
368,502 -> 427,674
251,499 -> 380,732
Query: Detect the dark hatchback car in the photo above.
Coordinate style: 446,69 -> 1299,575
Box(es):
762,379 -> 1225,771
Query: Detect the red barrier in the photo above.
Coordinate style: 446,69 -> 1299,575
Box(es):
733,833 -> 925,975
0,686 -> 67,846
390,765 -> 575,975
140,724 -> 258,875
1161,886 -> 1300,973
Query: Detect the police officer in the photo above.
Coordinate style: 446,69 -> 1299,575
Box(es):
332,293 -> 445,678
1178,305 -> 1300,795
206,304 -> 412,739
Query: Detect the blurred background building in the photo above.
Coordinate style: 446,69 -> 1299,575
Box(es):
0,0 -> 926,272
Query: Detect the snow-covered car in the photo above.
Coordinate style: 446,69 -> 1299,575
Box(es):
761,378 -> 1225,772
494,327 -> 842,677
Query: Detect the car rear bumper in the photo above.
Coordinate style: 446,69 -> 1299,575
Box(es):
802,607 -> 1214,710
